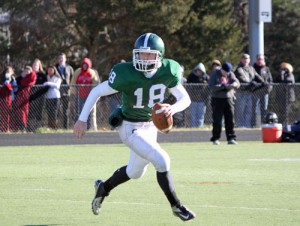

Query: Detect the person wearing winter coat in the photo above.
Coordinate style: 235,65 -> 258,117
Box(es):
209,62 -> 240,145
70,58 -> 100,130
186,63 -> 210,127
0,66 -> 18,132
274,62 -> 295,125
252,54 -> 273,126
234,53 -> 264,128
26,58 -> 48,132
11,66 -> 36,132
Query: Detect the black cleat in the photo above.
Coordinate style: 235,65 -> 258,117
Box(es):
91,180 -> 108,215
172,204 -> 196,221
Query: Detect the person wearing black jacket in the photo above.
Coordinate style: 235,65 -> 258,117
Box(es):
186,63 -> 209,127
209,62 -> 240,145
274,62 -> 295,125
26,59 -> 48,132
252,54 -> 273,127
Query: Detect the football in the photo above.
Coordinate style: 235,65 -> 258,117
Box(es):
152,103 -> 173,134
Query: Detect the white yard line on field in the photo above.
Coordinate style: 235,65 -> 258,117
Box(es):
61,199 -> 300,212
5,196 -> 300,212
23,188 -> 55,192
248,158 -> 300,162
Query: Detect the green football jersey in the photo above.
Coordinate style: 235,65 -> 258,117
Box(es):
108,59 -> 181,120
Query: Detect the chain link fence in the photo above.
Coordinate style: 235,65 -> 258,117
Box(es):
0,84 -> 299,133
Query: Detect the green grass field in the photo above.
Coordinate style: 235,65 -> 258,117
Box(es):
0,142 -> 300,226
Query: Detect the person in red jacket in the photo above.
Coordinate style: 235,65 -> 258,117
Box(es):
11,66 -> 36,132
70,58 -> 100,130
0,66 -> 17,132
0,81 -> 12,132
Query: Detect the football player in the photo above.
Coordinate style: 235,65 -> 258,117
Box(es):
73,33 -> 195,221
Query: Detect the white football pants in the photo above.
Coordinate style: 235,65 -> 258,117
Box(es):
118,120 -> 170,179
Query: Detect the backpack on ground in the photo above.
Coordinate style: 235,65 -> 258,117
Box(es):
281,120 -> 300,142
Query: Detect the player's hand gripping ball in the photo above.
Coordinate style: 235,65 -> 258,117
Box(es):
152,103 -> 173,134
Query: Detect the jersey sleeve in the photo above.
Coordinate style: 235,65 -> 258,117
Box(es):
108,68 -> 122,91
108,63 -> 131,91
166,59 -> 181,88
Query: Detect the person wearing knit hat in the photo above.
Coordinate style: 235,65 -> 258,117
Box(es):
221,62 -> 232,73
274,62 -> 295,125
208,61 -> 240,145
186,62 -> 210,127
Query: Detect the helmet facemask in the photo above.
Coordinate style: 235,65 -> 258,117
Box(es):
133,48 -> 163,73
264,112 -> 279,124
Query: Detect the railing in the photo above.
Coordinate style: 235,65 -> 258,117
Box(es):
0,83 -> 299,133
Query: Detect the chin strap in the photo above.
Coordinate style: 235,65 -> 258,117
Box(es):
144,68 -> 158,78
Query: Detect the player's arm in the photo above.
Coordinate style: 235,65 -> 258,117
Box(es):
166,84 -> 191,117
74,81 -> 118,139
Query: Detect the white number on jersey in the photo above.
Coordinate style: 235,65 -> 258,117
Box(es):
108,70 -> 117,84
133,84 -> 166,108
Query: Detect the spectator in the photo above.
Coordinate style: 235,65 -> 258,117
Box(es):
234,53 -> 264,127
70,58 -> 100,130
44,65 -> 62,129
209,59 -> 221,75
26,58 -> 48,132
2,65 -> 18,100
0,66 -> 17,132
207,59 -> 222,124
209,62 -> 240,145
11,66 -> 36,132
56,53 -> 74,129
274,62 -> 295,125
186,63 -> 209,127
252,54 -> 273,127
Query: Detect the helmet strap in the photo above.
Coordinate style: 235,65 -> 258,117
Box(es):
144,69 -> 158,78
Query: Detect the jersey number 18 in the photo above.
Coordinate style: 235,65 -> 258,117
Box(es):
133,84 -> 166,109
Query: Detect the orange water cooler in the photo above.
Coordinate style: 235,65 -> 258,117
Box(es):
261,124 -> 282,143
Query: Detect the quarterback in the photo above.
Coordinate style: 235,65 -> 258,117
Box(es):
74,33 -> 195,221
